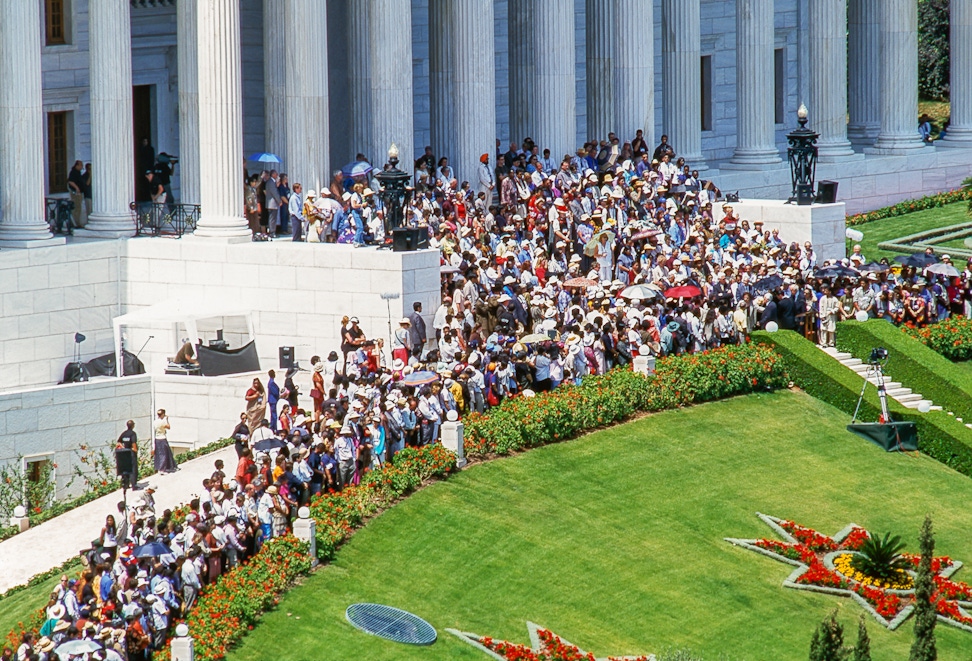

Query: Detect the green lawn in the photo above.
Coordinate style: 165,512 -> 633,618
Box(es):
850,202 -> 969,262
228,391 -> 972,661
0,573 -> 63,642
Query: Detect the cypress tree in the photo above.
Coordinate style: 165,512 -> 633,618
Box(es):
853,614 -> 872,661
810,610 -> 847,661
910,515 -> 937,661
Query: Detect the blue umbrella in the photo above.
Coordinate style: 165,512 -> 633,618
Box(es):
401,370 -> 439,387
248,152 -> 281,164
133,541 -> 170,558
342,160 -> 374,178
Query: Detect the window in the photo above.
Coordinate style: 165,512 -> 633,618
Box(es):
700,55 -> 713,132
45,0 -> 67,46
48,112 -> 68,193
22,454 -> 56,511
774,48 -> 786,124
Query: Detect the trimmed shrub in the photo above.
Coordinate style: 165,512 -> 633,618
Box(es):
463,343 -> 788,458
837,319 -> 972,422
845,190 -> 972,227
755,330 -> 972,479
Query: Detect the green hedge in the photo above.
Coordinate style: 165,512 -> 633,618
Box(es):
754,330 -> 972,479
836,319 -> 972,422
845,188 -> 972,226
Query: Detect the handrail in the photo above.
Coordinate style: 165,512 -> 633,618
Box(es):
131,202 -> 200,238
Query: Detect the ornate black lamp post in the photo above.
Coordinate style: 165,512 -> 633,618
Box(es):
786,103 -> 818,206
375,143 -> 412,247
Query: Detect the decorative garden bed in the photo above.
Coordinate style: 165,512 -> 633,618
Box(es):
448,621 -> 654,661
726,513 -> 972,631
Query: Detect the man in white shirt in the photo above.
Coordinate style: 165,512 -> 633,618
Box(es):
478,153 -> 494,198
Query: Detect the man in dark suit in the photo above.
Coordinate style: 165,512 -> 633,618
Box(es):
407,302 -> 427,358
777,289 -> 796,330
759,293 -> 779,330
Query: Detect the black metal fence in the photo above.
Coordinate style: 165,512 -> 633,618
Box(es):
46,197 -> 74,235
132,202 -> 201,238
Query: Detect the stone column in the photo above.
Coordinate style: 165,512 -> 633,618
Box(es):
430,0 -> 496,184
370,0 -> 414,172
285,0 -> 329,193
509,0 -> 576,159
194,0 -> 249,239
661,0 -> 708,169
615,0 -> 655,150
0,1 -> 59,245
942,0 -> 972,144
81,0 -> 136,237
429,0 -> 456,164
177,0 -> 200,205
586,0 -> 616,140
348,1 -> 372,162
808,0 -> 855,159
870,0 -> 924,152
847,0 -> 881,144
729,0 -> 782,166
264,0 -> 287,166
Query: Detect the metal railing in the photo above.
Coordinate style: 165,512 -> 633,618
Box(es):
45,197 -> 75,235
132,202 -> 201,238
130,0 -> 175,7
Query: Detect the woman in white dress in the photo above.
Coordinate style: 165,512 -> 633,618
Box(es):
153,408 -> 177,473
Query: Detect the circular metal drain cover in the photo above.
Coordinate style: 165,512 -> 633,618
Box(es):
345,603 -> 437,645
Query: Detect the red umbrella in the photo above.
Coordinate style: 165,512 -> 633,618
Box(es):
562,277 -> 597,289
664,285 -> 702,299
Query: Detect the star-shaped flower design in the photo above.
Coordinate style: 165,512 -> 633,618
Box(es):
726,512 -> 972,632
447,621 -> 654,661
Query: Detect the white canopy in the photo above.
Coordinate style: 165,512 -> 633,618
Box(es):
113,300 -> 256,376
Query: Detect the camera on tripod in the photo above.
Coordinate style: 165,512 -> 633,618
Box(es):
867,347 -> 888,365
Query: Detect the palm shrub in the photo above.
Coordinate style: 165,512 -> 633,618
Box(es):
851,532 -> 910,581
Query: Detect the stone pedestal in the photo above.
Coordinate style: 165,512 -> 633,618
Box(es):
942,0 -> 972,146
176,0 -> 200,205
509,0 -> 575,159
293,512 -> 318,567
285,0 -> 329,193
8,516 -> 28,533
441,421 -> 466,468
713,199 -> 847,263
171,636 -> 194,661
809,0 -> 858,161
194,0 -> 249,239
0,1 -> 60,246
847,0 -> 881,144
632,356 -> 656,377
869,0 -> 924,154
730,0 -> 782,167
661,0 -> 708,170
80,0 -> 136,238
370,0 -> 413,174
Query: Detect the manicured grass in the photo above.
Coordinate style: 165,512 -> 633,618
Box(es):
0,574 -> 61,642
849,202 -> 969,262
228,391 -> 972,661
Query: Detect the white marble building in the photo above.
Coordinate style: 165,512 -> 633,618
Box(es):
2,0 -> 971,243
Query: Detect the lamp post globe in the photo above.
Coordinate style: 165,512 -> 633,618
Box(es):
786,103 -> 818,205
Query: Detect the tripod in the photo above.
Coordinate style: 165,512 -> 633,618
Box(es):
852,361 -> 892,424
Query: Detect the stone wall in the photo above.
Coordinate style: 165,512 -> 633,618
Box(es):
0,375 -> 152,498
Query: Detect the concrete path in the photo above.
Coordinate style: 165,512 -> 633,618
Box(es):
0,445 -> 237,593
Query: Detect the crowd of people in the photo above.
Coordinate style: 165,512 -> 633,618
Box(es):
15,128 -> 972,661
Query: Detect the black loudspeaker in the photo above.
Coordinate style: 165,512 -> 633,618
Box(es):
796,183 -> 815,206
61,362 -> 89,384
115,449 -> 135,477
392,227 -> 430,252
279,346 -> 294,369
817,180 -> 839,204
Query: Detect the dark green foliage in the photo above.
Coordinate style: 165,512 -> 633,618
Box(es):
918,0 -> 950,101
851,532 -> 910,580
853,615 -> 872,661
809,611 -> 848,661
910,516 -> 938,661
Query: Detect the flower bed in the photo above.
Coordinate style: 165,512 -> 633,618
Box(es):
903,317 -> 972,363
448,622 -> 652,661
845,188 -> 972,226
727,513 -> 972,632
463,343 -> 787,458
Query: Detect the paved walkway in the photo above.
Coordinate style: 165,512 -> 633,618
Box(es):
0,445 -> 237,593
